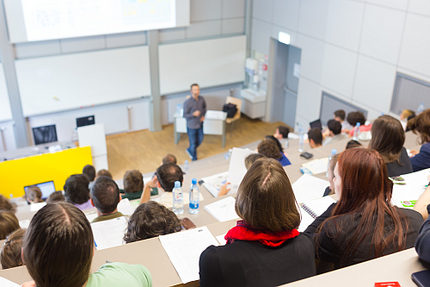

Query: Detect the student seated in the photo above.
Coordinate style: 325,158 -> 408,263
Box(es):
199,158 -> 315,286
0,210 -> 20,240
346,111 -> 372,137
96,169 -> 113,179
162,153 -> 177,165
265,135 -> 285,153
90,176 -> 124,223
323,120 -> 347,146
1,228 -> 25,269
345,139 -> 362,149
24,186 -> 44,204
408,109 -> 430,172
334,109 -> 352,132
304,148 -> 423,269
307,128 -> 323,149
0,194 -> 17,213
21,203 -> 152,287
258,139 -> 291,166
83,164 -> 96,189
368,115 -> 412,177
413,175 -> 430,264
274,125 -> 290,149
46,191 -> 65,204
122,170 -> 144,201
64,174 -> 93,210
324,154 -> 338,197
124,201 -> 181,243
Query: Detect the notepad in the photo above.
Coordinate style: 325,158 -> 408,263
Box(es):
292,174 -> 329,203
204,196 -> 239,222
0,277 -> 20,287
117,198 -> 135,216
300,196 -> 336,219
301,158 -> 328,175
201,171 -> 229,197
91,216 -> 128,250
159,226 -> 219,283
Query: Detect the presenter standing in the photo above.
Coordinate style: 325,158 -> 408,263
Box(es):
184,83 -> 207,161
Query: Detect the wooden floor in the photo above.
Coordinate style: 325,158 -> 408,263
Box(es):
106,115 -> 288,180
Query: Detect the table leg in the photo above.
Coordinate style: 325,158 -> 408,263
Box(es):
174,119 -> 179,145
222,121 -> 226,148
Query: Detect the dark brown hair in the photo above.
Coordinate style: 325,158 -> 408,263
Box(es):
190,83 -> 199,90
308,127 -> 323,146
156,164 -> 184,192
64,174 -> 90,205
347,111 -> 366,126
23,203 -> 93,287
369,115 -> 405,163
345,140 -> 362,149
408,109 -> 430,144
25,186 -> 43,203
334,110 -> 346,121
91,176 -> 120,214
235,158 -> 300,232
327,119 -> 342,135
258,139 -> 281,159
0,194 -> 17,213
245,153 -> 266,170
124,170 -> 144,194
46,191 -> 65,204
124,201 -> 181,243
277,126 -> 290,138
0,210 -> 19,240
162,154 -> 177,165
82,165 -> 96,182
1,228 -> 25,269
316,148 -> 408,266
97,169 -> 112,179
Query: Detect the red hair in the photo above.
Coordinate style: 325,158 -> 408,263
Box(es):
317,148 -> 408,265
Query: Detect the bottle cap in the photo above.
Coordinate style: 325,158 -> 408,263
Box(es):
174,181 -> 181,188
331,149 -> 337,155
356,122 -> 361,127
192,178 -> 197,184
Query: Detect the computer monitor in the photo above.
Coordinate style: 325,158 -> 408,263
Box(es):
32,125 -> 58,145
309,119 -> 322,130
24,181 -> 56,200
76,115 -> 95,128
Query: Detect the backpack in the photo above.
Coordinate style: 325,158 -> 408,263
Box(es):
222,103 -> 238,118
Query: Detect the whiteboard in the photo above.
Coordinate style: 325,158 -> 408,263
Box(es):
15,46 -> 151,117
0,63 -> 13,122
159,35 -> 246,95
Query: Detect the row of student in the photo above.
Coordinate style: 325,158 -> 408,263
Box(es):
5,150 -> 430,287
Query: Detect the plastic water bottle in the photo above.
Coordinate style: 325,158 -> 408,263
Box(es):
298,125 -> 304,152
353,122 -> 361,141
184,160 -> 189,174
172,181 -> 184,215
326,149 -> 337,178
417,103 -> 425,114
189,178 -> 200,214
176,104 -> 182,116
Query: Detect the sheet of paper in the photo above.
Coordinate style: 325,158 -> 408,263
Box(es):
0,277 -> 20,287
117,198 -> 136,216
202,171 -> 229,197
300,196 -> 336,219
19,219 -> 30,229
85,211 -> 98,223
91,216 -> 128,250
216,233 -> 227,245
159,226 -> 219,283
292,174 -> 329,203
30,202 -> 46,212
227,148 -> 257,194
298,209 -> 315,232
204,196 -> 239,222
391,168 -> 430,207
302,158 -> 328,174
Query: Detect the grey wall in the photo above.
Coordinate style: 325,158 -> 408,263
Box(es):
251,0 -> 430,130
0,0 -> 246,149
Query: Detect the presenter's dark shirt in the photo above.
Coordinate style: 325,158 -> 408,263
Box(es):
415,217 -> 430,264
199,234 -> 315,287
304,203 -> 423,269
183,96 -> 207,129
386,147 -> 413,177
411,142 -> 430,172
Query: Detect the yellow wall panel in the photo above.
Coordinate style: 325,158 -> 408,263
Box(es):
0,147 -> 92,199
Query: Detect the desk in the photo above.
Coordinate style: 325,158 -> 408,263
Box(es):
174,109 -> 227,148
0,141 -> 76,162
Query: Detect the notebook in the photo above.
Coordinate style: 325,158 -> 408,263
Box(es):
300,196 -> 336,219
204,196 -> 239,222
301,158 -> 329,175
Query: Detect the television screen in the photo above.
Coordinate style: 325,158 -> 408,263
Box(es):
32,125 -> 58,145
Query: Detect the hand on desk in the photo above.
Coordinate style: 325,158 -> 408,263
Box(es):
218,182 -> 231,197
193,110 -> 201,117
410,150 -> 419,157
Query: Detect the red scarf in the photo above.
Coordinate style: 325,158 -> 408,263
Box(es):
224,220 -> 299,247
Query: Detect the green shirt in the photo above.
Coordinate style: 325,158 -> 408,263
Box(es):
86,262 -> 152,287
91,212 -> 124,223
122,190 -> 143,201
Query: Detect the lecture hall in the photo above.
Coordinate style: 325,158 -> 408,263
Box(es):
1,0 -> 430,286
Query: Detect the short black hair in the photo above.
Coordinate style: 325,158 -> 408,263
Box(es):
327,119 -> 342,135
308,128 -> 323,145
156,164 -> 184,192
347,111 -> 366,126
82,165 -> 96,182
190,83 -> 199,90
334,110 -> 346,121
90,176 -> 120,214
345,140 -> 362,149
277,126 -> 289,138
64,174 -> 90,205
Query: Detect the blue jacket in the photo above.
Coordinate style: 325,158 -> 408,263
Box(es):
416,216 -> 430,263
278,153 -> 291,167
411,143 -> 430,172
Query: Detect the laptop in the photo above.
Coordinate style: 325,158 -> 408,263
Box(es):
310,119 -> 322,130
24,181 -> 56,200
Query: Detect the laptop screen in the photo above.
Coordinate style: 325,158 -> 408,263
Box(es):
310,119 -> 322,130
24,181 -> 56,200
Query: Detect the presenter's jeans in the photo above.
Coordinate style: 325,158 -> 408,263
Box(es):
187,125 -> 204,161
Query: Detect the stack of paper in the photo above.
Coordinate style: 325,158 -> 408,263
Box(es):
292,174 -> 329,203
159,226 -> 219,283
201,171 -> 229,197
0,278 -> 20,287
91,216 -> 128,250
226,148 -> 257,194
301,158 -> 329,175
204,196 -> 239,222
